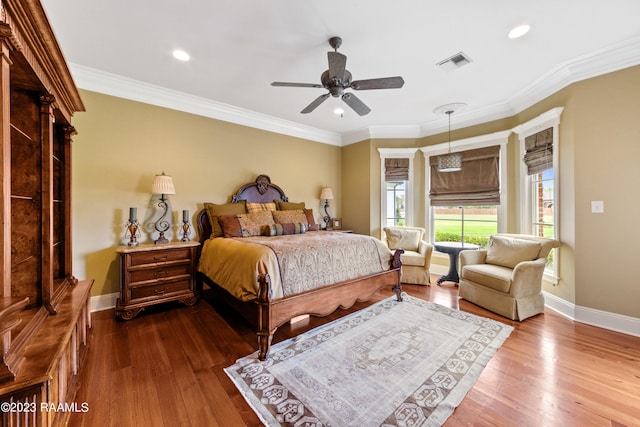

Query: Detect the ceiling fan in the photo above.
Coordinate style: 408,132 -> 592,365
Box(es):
271,36 -> 405,116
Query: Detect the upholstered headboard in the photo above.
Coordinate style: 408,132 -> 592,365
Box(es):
197,174 -> 289,244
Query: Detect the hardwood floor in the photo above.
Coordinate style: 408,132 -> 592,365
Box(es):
69,280 -> 640,426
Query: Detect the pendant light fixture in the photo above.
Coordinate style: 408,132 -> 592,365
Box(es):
434,103 -> 467,172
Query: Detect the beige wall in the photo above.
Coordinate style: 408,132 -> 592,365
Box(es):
72,65 -> 640,320
570,66 -> 640,315
72,90 -> 342,297
342,140 -> 371,234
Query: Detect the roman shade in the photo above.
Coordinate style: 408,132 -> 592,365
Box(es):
385,158 -> 409,181
429,145 -> 500,206
523,127 -> 553,175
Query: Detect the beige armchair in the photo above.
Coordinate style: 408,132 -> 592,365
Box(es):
383,226 -> 433,286
458,233 -> 560,321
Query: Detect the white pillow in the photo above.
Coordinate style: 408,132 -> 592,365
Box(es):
384,227 -> 421,252
486,235 -> 541,269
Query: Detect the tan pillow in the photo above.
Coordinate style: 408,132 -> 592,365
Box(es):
246,202 -> 277,214
237,210 -> 275,237
384,227 -> 421,252
486,235 -> 542,269
275,200 -> 305,211
272,209 -> 307,225
204,201 -> 247,238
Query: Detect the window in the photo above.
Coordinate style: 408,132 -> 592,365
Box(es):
531,169 -> 554,239
514,107 -> 563,281
433,206 -> 498,248
378,148 -> 418,229
385,181 -> 406,226
421,131 -> 510,245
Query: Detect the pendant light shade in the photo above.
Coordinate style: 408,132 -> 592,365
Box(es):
437,152 -> 462,172
434,103 -> 467,173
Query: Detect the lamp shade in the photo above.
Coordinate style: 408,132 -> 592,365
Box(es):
151,172 -> 176,195
437,153 -> 463,172
319,187 -> 334,200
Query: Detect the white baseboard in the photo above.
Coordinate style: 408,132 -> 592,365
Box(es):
541,290 -> 576,319
544,291 -> 640,338
90,292 -> 119,312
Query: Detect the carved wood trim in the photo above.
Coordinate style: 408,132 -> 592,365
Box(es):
1,0 -> 84,122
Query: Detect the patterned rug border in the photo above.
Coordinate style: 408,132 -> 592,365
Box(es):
225,294 -> 513,426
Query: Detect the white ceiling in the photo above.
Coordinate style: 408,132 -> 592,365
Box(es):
41,0 -> 640,145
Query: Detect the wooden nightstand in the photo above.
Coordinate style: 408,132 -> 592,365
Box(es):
115,241 -> 200,320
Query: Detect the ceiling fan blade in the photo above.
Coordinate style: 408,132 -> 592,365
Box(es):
328,51 -> 347,80
272,82 -> 323,88
301,93 -> 330,114
342,93 -> 371,116
350,76 -> 405,90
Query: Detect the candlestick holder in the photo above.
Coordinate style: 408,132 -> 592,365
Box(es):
125,219 -> 140,246
180,220 -> 191,242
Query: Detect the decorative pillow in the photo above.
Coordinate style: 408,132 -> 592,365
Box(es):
486,235 -> 542,269
237,210 -> 275,237
261,223 -> 307,236
384,227 -> 421,252
216,215 -> 244,238
272,209 -> 307,225
303,208 -> 319,231
246,201 -> 277,214
275,200 -> 305,211
204,201 -> 247,238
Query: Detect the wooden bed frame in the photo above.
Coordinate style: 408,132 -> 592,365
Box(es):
196,174 -> 403,360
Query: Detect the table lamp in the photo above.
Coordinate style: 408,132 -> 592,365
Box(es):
151,172 -> 176,244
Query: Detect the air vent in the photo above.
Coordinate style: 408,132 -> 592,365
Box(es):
436,51 -> 473,72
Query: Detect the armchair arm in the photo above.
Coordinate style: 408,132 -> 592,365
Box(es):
459,249 -> 487,270
418,240 -> 433,266
510,258 -> 546,297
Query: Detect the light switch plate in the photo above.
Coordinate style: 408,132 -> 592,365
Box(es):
591,200 -> 604,213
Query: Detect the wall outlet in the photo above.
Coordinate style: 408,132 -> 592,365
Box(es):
591,200 -> 604,213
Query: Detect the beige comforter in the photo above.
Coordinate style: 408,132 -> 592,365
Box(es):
198,231 -> 393,301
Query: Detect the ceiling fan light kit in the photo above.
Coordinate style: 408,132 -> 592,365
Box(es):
271,36 -> 404,116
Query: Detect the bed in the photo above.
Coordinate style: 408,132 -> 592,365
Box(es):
196,174 -> 403,360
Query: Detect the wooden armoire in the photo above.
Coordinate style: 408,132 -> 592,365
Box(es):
0,1 -> 93,426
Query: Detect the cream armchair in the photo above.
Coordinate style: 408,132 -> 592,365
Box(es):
383,226 -> 433,286
458,233 -> 560,321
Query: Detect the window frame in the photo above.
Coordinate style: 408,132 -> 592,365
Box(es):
513,107 -> 563,283
378,148 -> 418,230
420,130 -> 511,243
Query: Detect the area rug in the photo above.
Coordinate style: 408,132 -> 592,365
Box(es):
225,294 -> 513,426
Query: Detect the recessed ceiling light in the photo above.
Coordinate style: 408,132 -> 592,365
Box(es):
172,49 -> 190,61
508,24 -> 530,39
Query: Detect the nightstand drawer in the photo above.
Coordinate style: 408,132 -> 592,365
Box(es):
129,248 -> 192,266
130,279 -> 191,301
129,263 -> 191,284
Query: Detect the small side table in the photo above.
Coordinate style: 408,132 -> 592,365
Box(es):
115,241 -> 200,320
434,242 -> 479,285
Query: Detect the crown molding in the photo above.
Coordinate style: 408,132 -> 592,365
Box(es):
69,36 -> 640,147
69,63 -> 342,146
505,35 -> 640,115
